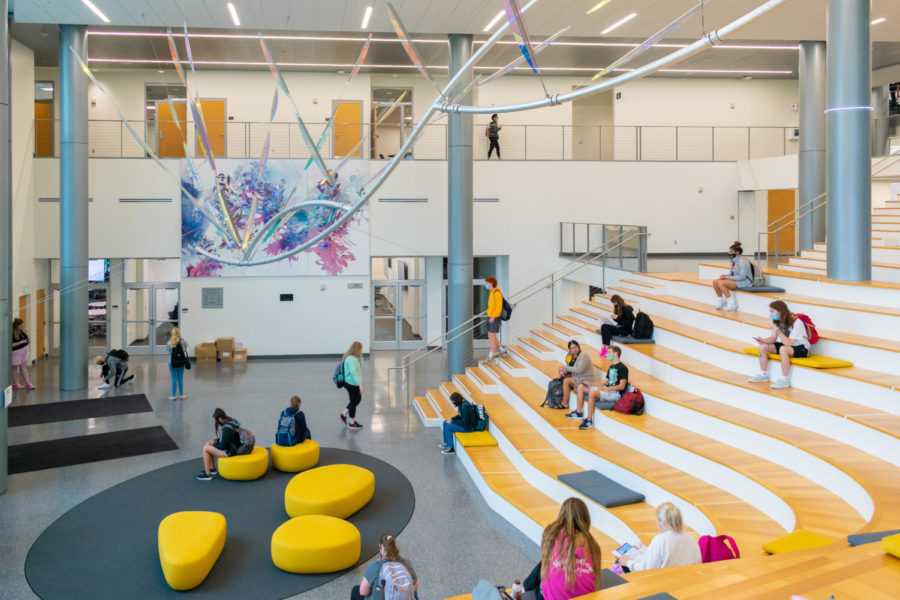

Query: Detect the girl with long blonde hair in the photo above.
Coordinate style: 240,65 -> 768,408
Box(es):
536,497 -> 602,599
340,341 -> 365,430
166,326 -> 188,401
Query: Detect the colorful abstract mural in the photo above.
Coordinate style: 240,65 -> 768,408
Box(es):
181,159 -> 369,277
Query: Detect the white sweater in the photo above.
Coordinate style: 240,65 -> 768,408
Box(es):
626,530 -> 701,572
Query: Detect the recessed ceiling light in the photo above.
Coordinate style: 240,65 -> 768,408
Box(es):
81,0 -> 110,23
39,86 -> 53,91
601,13 -> 636,35
361,6 -> 373,29
483,11 -> 505,32
146,105 -> 155,110
871,17 -> 887,25
226,2 -> 240,26
158,69 -> 164,73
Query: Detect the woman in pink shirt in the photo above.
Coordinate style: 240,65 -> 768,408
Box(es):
539,498 -> 603,600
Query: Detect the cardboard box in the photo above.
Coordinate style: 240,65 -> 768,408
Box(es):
195,344 -> 217,359
215,337 -> 235,353
233,349 -> 248,363
197,356 -> 216,364
219,350 -> 234,362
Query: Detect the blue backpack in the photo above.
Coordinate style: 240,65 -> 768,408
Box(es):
275,409 -> 297,446
333,359 -> 345,388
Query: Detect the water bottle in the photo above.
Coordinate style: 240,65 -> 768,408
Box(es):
511,579 -> 524,599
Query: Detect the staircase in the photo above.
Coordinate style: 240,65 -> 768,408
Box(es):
418,260 -> 900,599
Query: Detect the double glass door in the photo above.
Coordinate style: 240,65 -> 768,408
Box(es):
48,283 -> 109,357
124,283 -> 180,355
372,281 -> 425,350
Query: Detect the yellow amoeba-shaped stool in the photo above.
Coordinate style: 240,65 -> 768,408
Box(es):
271,440 -> 320,472
158,511 -> 226,590
284,464 -> 374,518
271,515 -> 361,573
218,446 -> 269,481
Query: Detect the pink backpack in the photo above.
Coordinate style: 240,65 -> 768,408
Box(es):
698,534 -> 740,563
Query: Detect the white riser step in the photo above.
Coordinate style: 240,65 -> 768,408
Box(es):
589,293 -> 900,376
873,208 -> 900,216
872,216 -> 900,224
698,264 -> 900,306
778,263 -> 900,283
804,247 -> 900,264
872,222 -> 900,230
517,336 -> 873,524
788,257 -> 827,269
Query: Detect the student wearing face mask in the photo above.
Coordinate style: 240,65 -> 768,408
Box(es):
748,300 -> 809,389
712,241 -> 751,311
485,276 -> 508,362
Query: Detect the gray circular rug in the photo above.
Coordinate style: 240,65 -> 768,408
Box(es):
25,447 -> 415,599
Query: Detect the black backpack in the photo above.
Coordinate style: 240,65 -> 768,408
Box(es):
500,298 -> 513,321
542,378 -> 564,408
109,349 -> 129,361
632,311 -> 654,339
473,403 -> 490,431
171,341 -> 189,369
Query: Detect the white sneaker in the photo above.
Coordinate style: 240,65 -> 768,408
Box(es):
98,383 -> 110,390
748,372 -> 769,383
723,298 -> 738,311
771,377 -> 791,389
715,296 -> 726,310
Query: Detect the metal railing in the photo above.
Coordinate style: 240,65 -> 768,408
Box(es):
756,192 -> 827,267
32,119 -> 801,162
560,222 -> 648,291
386,229 -> 650,407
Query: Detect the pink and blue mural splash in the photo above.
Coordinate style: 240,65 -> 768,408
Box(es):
181,159 -> 369,277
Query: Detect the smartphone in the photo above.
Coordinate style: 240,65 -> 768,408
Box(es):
613,543 -> 637,558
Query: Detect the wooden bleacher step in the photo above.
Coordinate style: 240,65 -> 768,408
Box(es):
412,396 -> 442,427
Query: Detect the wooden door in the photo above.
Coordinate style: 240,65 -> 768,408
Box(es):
333,100 -> 362,158
768,189 -> 796,254
35,289 -> 46,358
34,101 -> 54,157
196,99 -> 226,158
157,101 -> 187,158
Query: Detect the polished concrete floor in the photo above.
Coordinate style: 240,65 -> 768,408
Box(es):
0,351 -> 538,599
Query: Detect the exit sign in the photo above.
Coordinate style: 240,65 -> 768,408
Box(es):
22,284 -> 28,294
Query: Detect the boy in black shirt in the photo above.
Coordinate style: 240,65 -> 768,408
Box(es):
580,346 -> 629,430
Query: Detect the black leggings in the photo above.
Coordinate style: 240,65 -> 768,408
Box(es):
488,138 -> 500,158
600,324 -> 627,346
345,384 -> 362,419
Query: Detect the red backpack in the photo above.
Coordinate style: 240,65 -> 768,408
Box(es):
699,534 -> 740,563
613,389 -> 644,415
794,313 -> 819,344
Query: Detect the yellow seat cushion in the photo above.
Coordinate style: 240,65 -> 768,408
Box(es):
882,533 -> 900,558
158,511 -> 226,590
762,529 -> 833,554
218,446 -> 269,481
271,440 -> 320,472
455,430 -> 498,447
742,347 -> 852,369
271,515 -> 361,573
284,464 -> 375,518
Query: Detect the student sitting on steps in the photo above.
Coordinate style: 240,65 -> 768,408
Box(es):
712,241 -> 751,311
557,340 -> 595,411
439,392 -> 477,455
567,346 -> 629,430
598,294 -> 635,356
615,502 -> 701,572
748,300 -> 810,389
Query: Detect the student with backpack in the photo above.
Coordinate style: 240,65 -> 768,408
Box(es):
598,295 -> 635,356
615,502 -> 701,572
439,392 -> 478,456
557,340 -> 595,411
748,300 -> 811,389
93,349 -> 134,389
198,407 -> 247,481
712,241 -> 751,311
339,341 -> 365,430
570,346 -> 629,430
351,532 -> 418,600
275,395 -> 311,446
166,327 -> 190,401
485,276 -> 509,362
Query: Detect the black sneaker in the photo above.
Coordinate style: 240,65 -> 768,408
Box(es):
565,411 -> 583,420
578,419 -> 593,430
348,422 -> 363,430
339,414 -> 347,425
209,469 -> 218,476
196,472 -> 213,481
441,447 -> 456,455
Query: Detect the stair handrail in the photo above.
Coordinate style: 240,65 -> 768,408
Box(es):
387,230 -> 650,404
767,191 -> 827,229
756,194 -> 827,268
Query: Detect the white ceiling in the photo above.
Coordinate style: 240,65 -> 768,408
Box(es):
11,0 -> 900,42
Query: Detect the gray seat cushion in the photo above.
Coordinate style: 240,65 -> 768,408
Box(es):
636,594 -> 679,600
600,568 -> 627,589
558,470 -> 645,508
737,286 -> 786,293
847,529 -> 900,546
612,335 -> 655,344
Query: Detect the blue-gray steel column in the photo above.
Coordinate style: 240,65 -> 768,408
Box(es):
59,25 -> 89,389
871,85 -> 890,157
826,0 -> 871,281
0,0 -> 11,494
447,34 -> 474,377
798,41 -> 826,250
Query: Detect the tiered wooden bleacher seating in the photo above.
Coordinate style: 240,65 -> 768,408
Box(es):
425,256 -> 900,599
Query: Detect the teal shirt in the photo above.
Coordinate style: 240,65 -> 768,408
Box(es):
343,355 -> 361,386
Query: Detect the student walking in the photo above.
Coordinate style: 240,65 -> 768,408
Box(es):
485,277 -> 508,362
11,318 -> 35,390
166,327 -> 189,401
487,113 -> 502,159
340,341 -> 365,430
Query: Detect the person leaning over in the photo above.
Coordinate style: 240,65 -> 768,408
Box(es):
572,346 -> 629,430
197,408 -> 242,481
439,392 -> 477,456
616,502 -> 700,572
